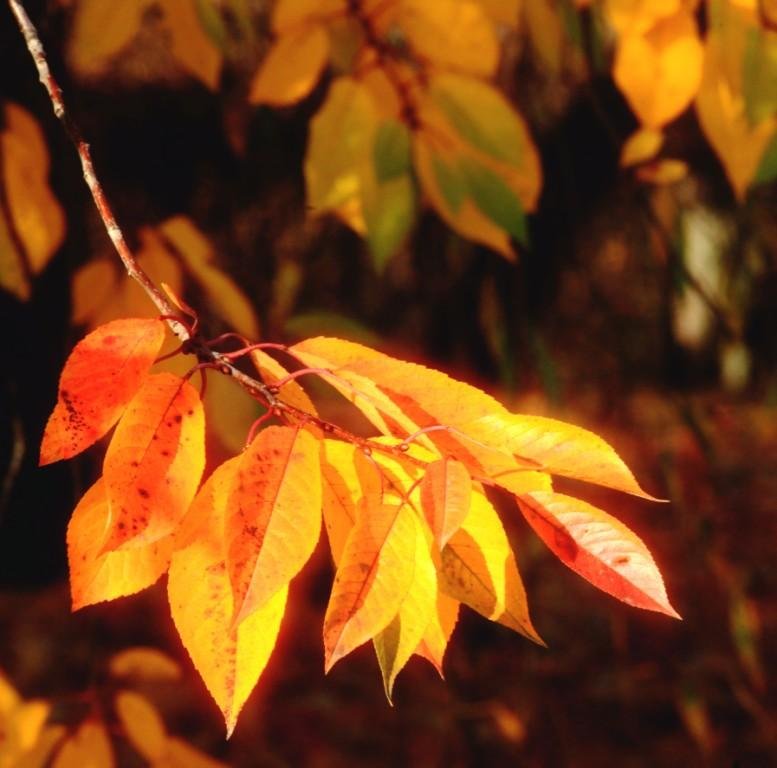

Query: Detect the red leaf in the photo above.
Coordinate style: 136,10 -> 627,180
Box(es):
517,491 -> 681,618
102,373 -> 205,550
40,318 -> 166,465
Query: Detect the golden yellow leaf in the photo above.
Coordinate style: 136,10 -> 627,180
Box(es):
67,0 -> 148,76
14,724 -> 66,768
440,485 -> 542,641
373,511 -> 437,700
250,349 -> 319,416
696,34 -> 777,198
613,10 -> 703,127
323,499 -> 417,672
474,0 -> 521,27
0,697 -> 50,768
249,24 -> 329,106
397,0 -> 499,77
0,102 -> 65,299
109,648 -> 182,681
67,479 -> 173,610
420,457 -> 471,549
114,691 -> 166,762
158,0 -> 222,90
272,0 -> 345,33
159,216 -> 260,339
620,127 -> 665,166
414,590 -> 459,676
603,0 -> 688,35
168,457 -> 287,736
0,671 -> 19,714
52,720 -> 114,768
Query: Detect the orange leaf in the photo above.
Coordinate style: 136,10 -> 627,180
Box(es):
323,499 -> 417,672
67,479 -> 172,610
413,590 -> 460,677
250,349 -> 318,416
168,458 -> 287,736
420,457 -> 472,548
40,318 -> 166,465
440,485 -> 542,642
460,412 -> 660,499
226,425 -> 321,626
52,720 -> 113,768
517,491 -> 680,618
102,373 -> 205,550
114,691 -> 166,762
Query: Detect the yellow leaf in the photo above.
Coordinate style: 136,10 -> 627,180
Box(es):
0,698 -> 49,768
0,102 -> 65,299
70,261 -> 116,326
158,0 -> 222,89
397,0 -> 499,77
109,647 -> 182,682
67,0 -> 148,76
102,373 -> 205,549
414,590 -> 459,676
52,720 -> 114,768
696,34 -> 777,198
272,0 -> 345,33
250,349 -> 319,416
0,671 -> 20,714
474,0 -> 521,27
440,485 -> 542,642
114,691 -> 166,762
419,457 -> 471,549
14,724 -> 66,768
159,216 -> 260,339
620,127 -> 664,166
323,499 -> 417,672
460,412 -> 659,499
67,479 -> 172,610
305,77 -> 377,214
613,10 -> 703,127
603,0 -> 689,35
226,425 -> 322,625
168,458 -> 287,736
373,511 -> 437,700
250,24 -> 329,106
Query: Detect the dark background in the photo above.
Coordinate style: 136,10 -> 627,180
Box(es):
1,1 -> 776,765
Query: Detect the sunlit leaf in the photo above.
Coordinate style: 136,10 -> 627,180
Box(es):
413,590 -> 459,676
373,511 -> 437,700
0,690 -> 50,768
613,9 -> 703,127
249,24 -> 329,106
226,425 -> 321,625
114,691 -> 166,762
420,457 -> 471,549
13,724 -> 66,768
517,491 -> 681,617
474,0 -> 521,27
323,498 -> 417,672
168,458 -> 287,736
102,373 -> 205,550
440,486 -> 542,641
67,479 -> 172,610
0,102 -> 65,300
272,0 -> 345,32
40,318 -> 166,465
109,647 -> 182,681
620,127 -> 665,167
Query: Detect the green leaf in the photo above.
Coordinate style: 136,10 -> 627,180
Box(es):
743,27 -> 777,127
373,120 -> 412,182
364,174 -> 416,272
754,132 -> 777,185
460,158 -> 528,244
431,154 -> 466,213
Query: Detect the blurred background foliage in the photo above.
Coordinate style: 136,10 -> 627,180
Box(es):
1,0 -> 776,765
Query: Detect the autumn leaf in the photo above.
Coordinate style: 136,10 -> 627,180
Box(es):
109,647 -> 182,682
101,373 -> 205,550
272,0 -> 345,33
323,498 -> 418,672
115,691 -> 167,763
40,318 -> 166,465
250,349 -> 319,416
517,491 -> 680,618
67,479 -> 173,610
169,457 -> 288,736
52,720 -> 113,768
414,590 -> 460,677
249,24 -> 330,106
420,457 -> 472,549
440,485 -> 542,642
226,425 -> 322,626
0,101 -> 66,301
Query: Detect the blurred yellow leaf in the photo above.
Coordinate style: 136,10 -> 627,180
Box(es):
109,647 -> 182,682
634,158 -> 688,183
51,720 -> 114,768
159,216 -> 260,339
158,0 -> 223,90
67,0 -> 148,76
620,127 -> 664,166
159,738 -> 228,768
249,24 -> 329,106
604,0 -> 691,35
397,0 -> 499,77
115,691 -> 167,762
696,36 -> 777,198
474,0 -> 521,27
524,0 -> 567,74
0,695 -> 50,768
14,724 -> 67,768
613,10 -> 703,127
0,102 -> 65,300
305,76 -> 377,218
272,0 -> 345,33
